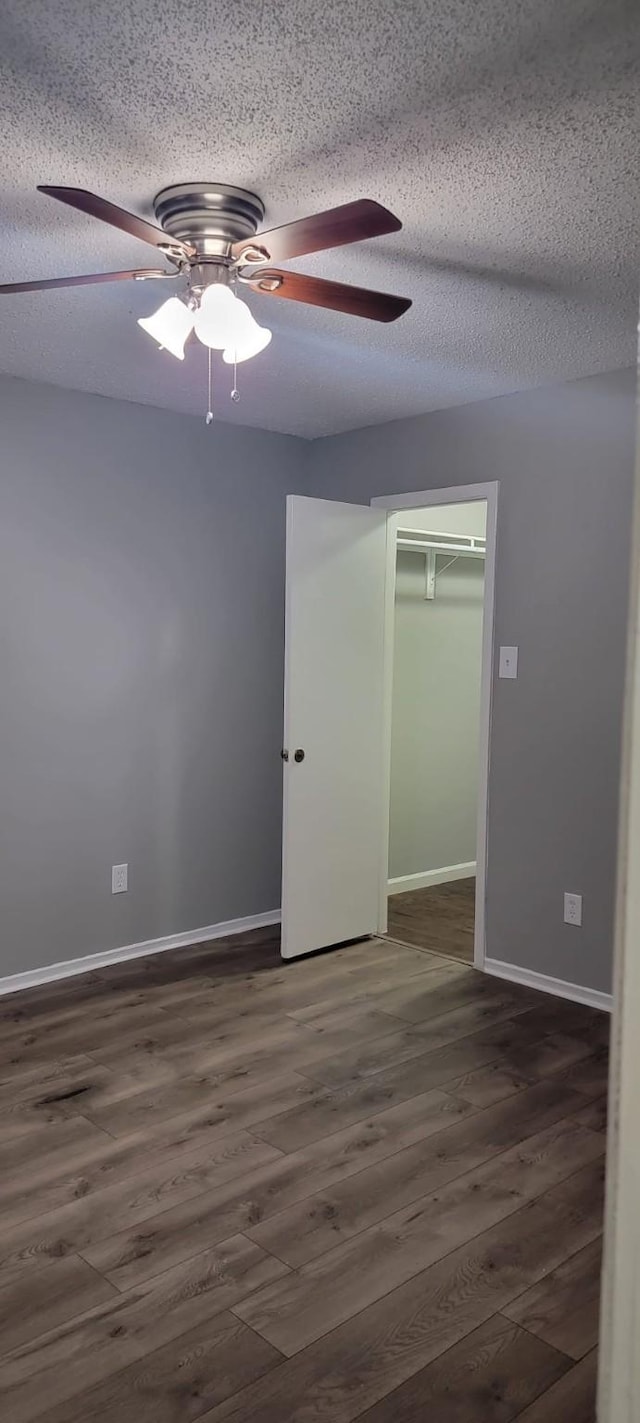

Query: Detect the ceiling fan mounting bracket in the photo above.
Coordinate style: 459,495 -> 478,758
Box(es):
233,244 -> 271,268
153,183 -> 265,262
157,241 -> 191,262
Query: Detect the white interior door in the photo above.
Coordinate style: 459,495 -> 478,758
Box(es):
281,495 -> 388,960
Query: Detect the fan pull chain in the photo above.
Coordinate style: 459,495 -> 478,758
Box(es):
205,347 -> 214,425
231,352 -> 240,403
229,274 -> 240,404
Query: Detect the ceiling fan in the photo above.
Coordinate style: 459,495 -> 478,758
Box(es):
0,184 -> 411,387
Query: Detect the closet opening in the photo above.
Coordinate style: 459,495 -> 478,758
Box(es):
373,487 -> 496,969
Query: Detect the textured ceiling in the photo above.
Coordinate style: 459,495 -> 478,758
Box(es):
0,0 -> 638,439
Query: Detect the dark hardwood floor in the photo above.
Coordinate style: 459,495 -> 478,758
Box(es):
387,877 -> 476,962
0,927 -> 608,1422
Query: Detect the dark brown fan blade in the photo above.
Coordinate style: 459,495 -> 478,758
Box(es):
247,269 -> 411,323
233,199 -> 401,265
0,268 -> 176,294
37,186 -> 195,258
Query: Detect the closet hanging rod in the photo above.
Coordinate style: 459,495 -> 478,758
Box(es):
396,529 -> 486,559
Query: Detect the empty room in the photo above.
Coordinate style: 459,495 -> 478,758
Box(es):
0,2 -> 639,1421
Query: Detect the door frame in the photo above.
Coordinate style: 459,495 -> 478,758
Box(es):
597,390 -> 640,1422
371,482 -> 499,971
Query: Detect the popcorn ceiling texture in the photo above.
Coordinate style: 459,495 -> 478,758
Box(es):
0,0 -> 637,438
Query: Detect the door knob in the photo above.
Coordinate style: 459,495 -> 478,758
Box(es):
294,749 -> 305,763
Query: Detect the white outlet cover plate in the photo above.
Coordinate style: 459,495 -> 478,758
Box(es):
564,891 -> 583,926
112,864 -> 128,894
499,646 -> 518,679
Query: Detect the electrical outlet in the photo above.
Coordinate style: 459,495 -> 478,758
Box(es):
564,892 -> 582,927
112,863 -> 128,894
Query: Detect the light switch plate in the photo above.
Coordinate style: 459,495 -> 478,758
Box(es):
499,646 -> 518,679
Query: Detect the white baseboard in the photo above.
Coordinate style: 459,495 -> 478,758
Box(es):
0,909 -> 282,998
485,957 -> 612,1014
388,862 -> 476,895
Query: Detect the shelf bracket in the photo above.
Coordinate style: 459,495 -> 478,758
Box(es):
424,549 -> 436,600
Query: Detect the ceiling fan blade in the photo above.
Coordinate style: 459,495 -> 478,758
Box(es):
247,269 -> 411,323
234,199 -> 401,265
37,186 -> 195,258
0,268 -> 177,294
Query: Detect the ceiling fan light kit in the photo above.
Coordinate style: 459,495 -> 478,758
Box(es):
222,325 -> 272,364
190,281 -> 272,362
2,181 -> 411,421
137,296 -> 195,360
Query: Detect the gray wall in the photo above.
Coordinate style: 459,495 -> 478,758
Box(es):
0,376 -> 304,977
309,369 -> 637,994
1,367 -> 635,995
389,545 -> 484,881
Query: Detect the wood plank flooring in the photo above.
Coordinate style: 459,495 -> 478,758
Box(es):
387,878 -> 476,961
0,927 -> 608,1422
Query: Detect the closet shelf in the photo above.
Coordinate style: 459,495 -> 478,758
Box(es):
396,528 -> 486,600
396,528 -> 486,558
